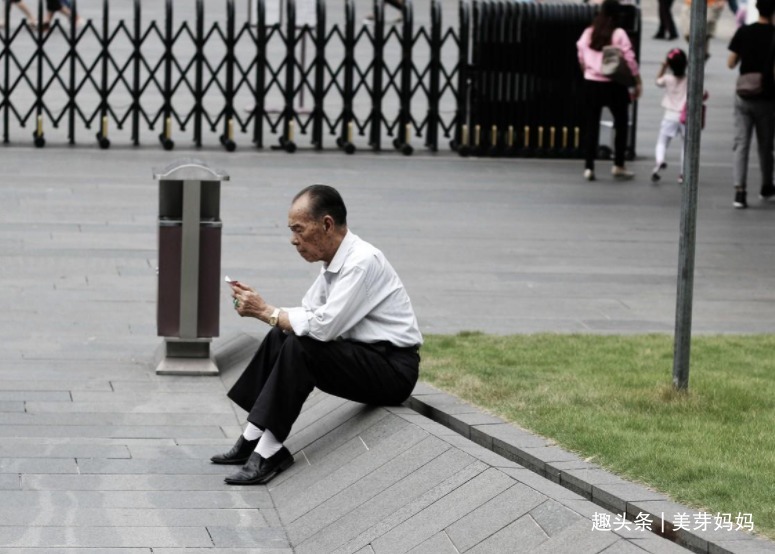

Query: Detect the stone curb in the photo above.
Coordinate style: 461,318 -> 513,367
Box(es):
407,383 -> 775,554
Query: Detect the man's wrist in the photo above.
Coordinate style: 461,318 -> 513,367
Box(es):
267,307 -> 281,327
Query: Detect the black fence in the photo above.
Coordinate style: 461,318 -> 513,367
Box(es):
0,0 -> 639,157
462,1 -> 640,158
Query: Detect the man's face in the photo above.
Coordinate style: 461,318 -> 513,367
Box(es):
288,196 -> 328,263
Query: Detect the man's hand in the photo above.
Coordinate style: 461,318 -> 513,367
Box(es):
231,282 -> 270,321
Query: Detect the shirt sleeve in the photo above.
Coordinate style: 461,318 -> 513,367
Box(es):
728,27 -> 742,54
613,28 -> 639,77
286,263 -> 378,342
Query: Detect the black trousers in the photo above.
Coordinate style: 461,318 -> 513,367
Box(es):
227,328 -> 420,442
655,0 -> 677,38
583,79 -> 631,170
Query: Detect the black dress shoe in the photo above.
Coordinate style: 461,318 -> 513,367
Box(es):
210,436 -> 259,465
224,447 -> 294,485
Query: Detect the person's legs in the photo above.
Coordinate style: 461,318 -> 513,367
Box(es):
653,118 -> 672,181
654,0 -> 667,38
610,84 -> 631,171
733,96 -> 755,207
244,335 -> 417,443
583,80 -> 605,176
678,123 -> 686,182
752,100 -> 774,190
11,0 -> 37,24
221,332 -> 418,485
225,327 -> 289,415
665,0 -> 678,38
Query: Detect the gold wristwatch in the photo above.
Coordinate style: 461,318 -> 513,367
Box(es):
268,308 -> 281,327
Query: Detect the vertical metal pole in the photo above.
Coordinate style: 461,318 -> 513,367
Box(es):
162,0 -> 173,146
282,0 -> 297,145
194,0 -> 204,146
672,0 -> 707,391
98,0 -> 109,146
254,0 -> 266,147
455,0 -> 470,151
312,0 -> 326,149
340,0 -> 355,147
180,181 -> 201,340
397,0 -> 413,150
426,0 -> 441,152
2,0 -> 10,143
34,0 -> 44,146
132,0 -> 141,145
223,0 -> 236,149
67,0 -> 78,144
369,0 -> 384,150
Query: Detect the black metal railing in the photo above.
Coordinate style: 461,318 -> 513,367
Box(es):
0,0 -> 638,157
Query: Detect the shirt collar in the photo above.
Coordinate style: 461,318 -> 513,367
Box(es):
323,230 -> 355,274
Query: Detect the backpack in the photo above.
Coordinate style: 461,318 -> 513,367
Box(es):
601,46 -> 636,87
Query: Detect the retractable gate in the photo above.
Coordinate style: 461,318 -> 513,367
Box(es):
0,0 -> 638,156
457,1 -> 640,159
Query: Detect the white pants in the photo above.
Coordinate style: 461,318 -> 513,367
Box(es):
655,117 -> 685,171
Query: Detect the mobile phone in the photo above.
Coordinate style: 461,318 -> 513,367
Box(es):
225,275 -> 239,285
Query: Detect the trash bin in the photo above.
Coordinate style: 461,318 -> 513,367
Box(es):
153,158 -> 229,375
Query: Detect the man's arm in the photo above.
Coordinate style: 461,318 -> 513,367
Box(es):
284,264 -> 374,342
230,282 -> 294,333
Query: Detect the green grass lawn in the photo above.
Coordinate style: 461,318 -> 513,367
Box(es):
419,333 -> 775,540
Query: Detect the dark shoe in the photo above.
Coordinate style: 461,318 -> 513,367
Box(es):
652,162 -> 667,183
734,190 -> 748,209
210,436 -> 259,465
652,34 -> 665,39
224,447 -> 294,485
760,184 -> 775,200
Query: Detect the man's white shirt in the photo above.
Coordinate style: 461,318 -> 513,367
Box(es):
284,231 -> 422,347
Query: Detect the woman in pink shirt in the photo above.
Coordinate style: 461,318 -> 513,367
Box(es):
576,0 -> 642,181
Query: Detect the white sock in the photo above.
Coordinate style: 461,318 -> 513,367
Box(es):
242,422 -> 263,441
256,429 -> 283,458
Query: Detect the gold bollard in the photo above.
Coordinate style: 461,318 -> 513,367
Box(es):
405,123 -> 411,145
524,125 -> 530,148
490,125 -> 498,147
347,121 -> 354,143
462,124 -> 469,147
227,118 -> 234,141
101,116 -> 108,139
538,126 -> 544,149
36,114 -> 43,137
474,125 -> 481,147
562,126 -> 568,149
550,127 -> 556,149
507,125 -> 514,148
574,127 -> 580,149
165,116 -> 172,139
288,120 -> 295,142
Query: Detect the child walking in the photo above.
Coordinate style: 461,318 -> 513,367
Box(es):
652,48 -> 688,183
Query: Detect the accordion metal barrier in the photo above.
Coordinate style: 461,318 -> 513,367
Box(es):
457,1 -> 641,159
0,0 -> 638,156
